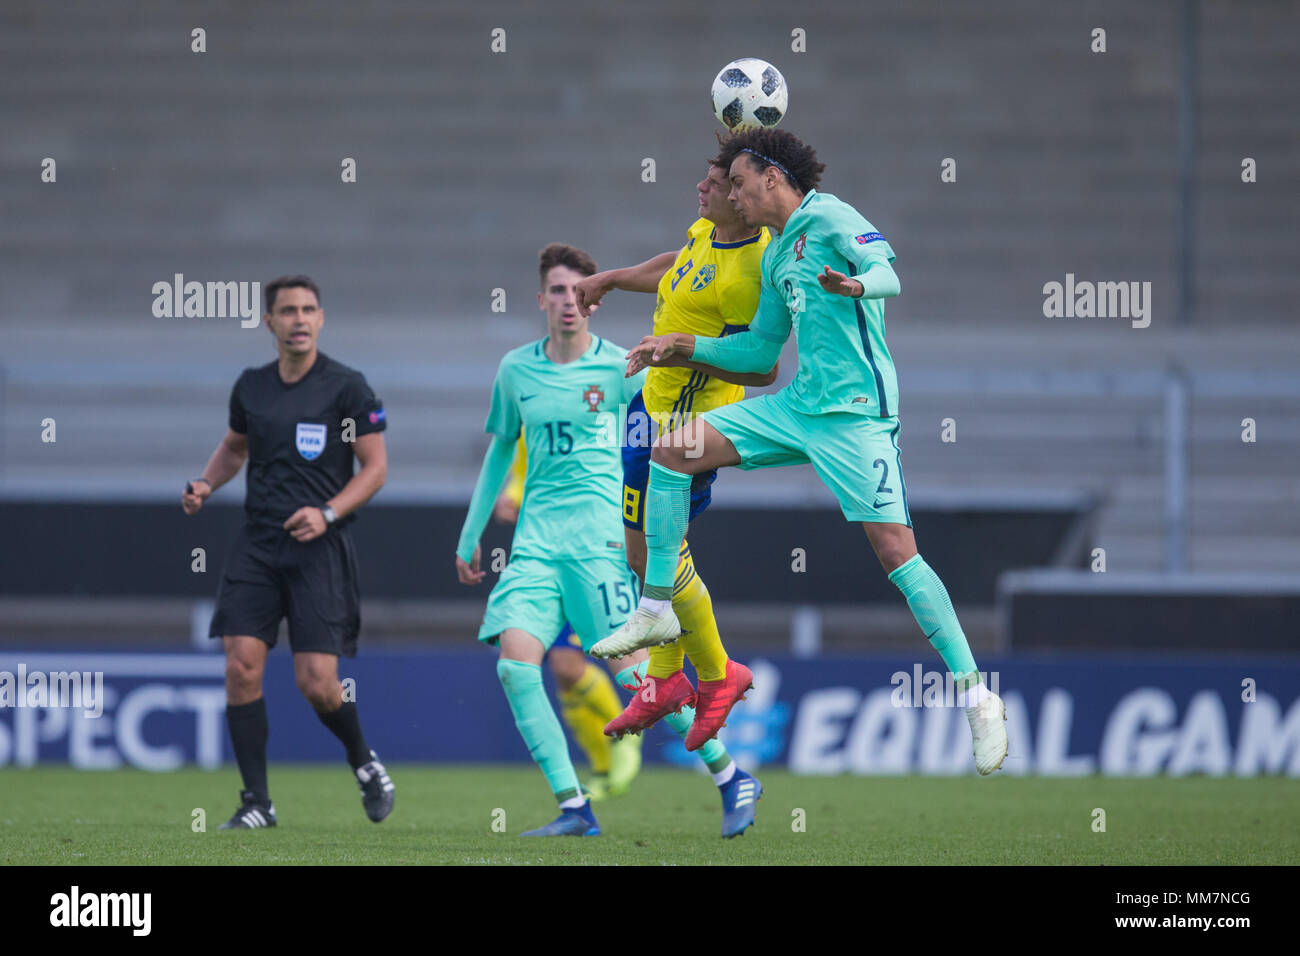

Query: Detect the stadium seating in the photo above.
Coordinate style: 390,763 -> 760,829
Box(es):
1,0 -> 1296,589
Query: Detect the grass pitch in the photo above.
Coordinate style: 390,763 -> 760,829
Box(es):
3,766 -> 1297,865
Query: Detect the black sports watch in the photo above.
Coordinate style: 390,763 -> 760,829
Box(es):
321,505 -> 338,527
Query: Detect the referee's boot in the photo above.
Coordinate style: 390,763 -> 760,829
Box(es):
355,750 -> 395,822
218,790 -> 277,830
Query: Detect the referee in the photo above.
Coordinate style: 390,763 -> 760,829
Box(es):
182,275 -> 395,828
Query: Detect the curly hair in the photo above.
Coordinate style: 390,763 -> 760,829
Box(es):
538,243 -> 597,286
712,128 -> 825,195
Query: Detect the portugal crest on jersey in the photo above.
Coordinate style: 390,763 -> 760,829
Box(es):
295,422 -> 327,461
793,232 -> 807,261
583,386 -> 604,412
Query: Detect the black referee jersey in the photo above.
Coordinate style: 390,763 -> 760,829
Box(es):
210,352 -> 386,653
229,352 -> 386,530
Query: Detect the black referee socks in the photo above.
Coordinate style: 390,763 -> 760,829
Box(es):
316,701 -> 371,770
226,698 -> 270,803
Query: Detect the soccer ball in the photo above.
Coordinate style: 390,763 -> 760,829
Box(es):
711,58 -> 788,132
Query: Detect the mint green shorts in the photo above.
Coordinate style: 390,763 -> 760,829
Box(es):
478,554 -> 640,652
701,392 -> 913,526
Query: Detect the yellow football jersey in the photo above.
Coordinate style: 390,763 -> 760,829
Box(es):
642,218 -> 770,422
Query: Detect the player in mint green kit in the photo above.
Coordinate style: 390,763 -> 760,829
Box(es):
607,129 -> 1009,776
456,243 -> 752,837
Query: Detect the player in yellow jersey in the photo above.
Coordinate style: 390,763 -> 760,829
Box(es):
492,437 -> 641,799
575,161 -> 778,767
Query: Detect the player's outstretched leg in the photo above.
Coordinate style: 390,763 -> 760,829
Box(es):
603,548 -> 708,737
669,542 -> 729,682
684,659 -> 754,751
608,656 -> 695,738
605,664 -> 697,738
496,632 -> 601,836
553,647 -> 613,796
555,649 -> 641,798
884,545 -> 1008,775
604,529 -> 750,746
595,417 -> 740,658
612,659 -> 762,838
670,543 -> 752,749
591,461 -> 692,658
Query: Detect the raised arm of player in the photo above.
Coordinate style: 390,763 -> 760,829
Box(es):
682,275 -> 793,376
455,435 -> 518,584
822,216 -> 900,300
627,327 -> 785,379
574,251 -> 677,317
817,261 -> 900,299
181,428 -> 248,515
680,355 -> 780,387
645,344 -> 780,387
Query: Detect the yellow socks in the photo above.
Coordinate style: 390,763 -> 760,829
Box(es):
558,663 -> 621,773
646,541 -> 729,682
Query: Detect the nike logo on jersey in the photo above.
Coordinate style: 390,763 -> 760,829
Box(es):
519,394 -> 537,402
872,499 -> 894,509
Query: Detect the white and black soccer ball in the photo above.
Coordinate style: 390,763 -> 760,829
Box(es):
711,58 -> 788,132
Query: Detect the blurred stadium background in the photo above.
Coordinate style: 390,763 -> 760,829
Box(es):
1,1 -> 1297,783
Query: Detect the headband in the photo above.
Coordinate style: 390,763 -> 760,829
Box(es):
741,147 -> 795,185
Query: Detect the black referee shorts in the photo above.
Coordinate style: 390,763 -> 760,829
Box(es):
209,523 -> 361,657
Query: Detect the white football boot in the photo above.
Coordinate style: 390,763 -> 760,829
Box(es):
965,692 -> 1009,775
590,605 -> 681,659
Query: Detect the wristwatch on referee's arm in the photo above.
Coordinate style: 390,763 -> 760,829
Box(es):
321,505 -> 338,528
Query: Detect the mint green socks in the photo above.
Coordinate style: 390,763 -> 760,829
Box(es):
663,706 -> 733,773
615,660 -> 733,775
888,554 -> 979,681
614,661 -> 649,693
497,659 -> 582,803
643,462 -> 692,599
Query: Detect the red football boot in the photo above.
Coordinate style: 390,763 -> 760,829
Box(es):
684,660 -> 753,751
604,670 -> 697,738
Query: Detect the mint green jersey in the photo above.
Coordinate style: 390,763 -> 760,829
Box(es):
485,335 -> 646,562
751,190 -> 900,417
